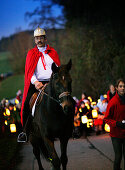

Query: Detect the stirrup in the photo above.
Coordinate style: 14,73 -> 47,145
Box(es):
17,132 -> 27,143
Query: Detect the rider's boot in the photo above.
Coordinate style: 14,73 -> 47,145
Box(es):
17,115 -> 33,143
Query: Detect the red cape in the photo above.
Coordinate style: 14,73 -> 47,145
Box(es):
20,45 -> 60,125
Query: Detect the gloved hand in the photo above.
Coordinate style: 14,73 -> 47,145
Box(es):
116,120 -> 125,129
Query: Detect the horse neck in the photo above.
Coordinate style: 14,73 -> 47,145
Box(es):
45,80 -> 56,99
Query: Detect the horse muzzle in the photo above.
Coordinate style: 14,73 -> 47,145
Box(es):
60,99 -> 74,115
59,91 -> 74,114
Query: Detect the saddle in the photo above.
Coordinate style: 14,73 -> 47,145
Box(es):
29,84 -> 48,111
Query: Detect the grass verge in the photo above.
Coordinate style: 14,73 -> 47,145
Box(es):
0,74 -> 24,101
0,52 -> 12,74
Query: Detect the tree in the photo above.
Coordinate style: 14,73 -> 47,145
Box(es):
25,0 -> 65,29
51,0 -> 125,27
55,25 -> 125,98
8,32 -> 33,73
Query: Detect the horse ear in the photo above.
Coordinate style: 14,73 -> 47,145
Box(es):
52,62 -> 59,73
66,59 -> 72,71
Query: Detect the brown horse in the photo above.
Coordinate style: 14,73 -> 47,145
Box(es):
30,59 -> 75,170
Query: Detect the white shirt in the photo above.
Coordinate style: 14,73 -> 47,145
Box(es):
31,46 -> 53,84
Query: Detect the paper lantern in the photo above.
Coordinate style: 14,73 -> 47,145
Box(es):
104,123 -> 110,132
81,115 -> 88,124
14,106 -> 16,111
15,99 -> 19,104
79,108 -> 82,112
6,108 -> 10,116
5,120 -> 8,125
91,102 -> 96,107
103,94 -> 107,98
10,124 -> 16,133
88,96 -> 92,103
92,109 -> 98,118
85,103 -> 90,110
87,119 -> 93,128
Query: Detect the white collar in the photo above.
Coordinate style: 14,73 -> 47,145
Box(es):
37,45 -> 47,52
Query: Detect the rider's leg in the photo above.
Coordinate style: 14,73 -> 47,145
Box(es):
17,84 -> 37,142
17,81 -> 48,142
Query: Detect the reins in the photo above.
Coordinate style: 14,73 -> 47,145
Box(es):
38,84 -> 71,105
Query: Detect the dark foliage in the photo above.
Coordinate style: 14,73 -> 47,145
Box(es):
52,0 -> 125,27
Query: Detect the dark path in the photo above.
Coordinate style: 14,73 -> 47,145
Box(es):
17,133 -> 124,170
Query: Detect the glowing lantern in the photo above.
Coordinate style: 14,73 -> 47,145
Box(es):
79,108 -> 82,112
85,103 -> 90,110
104,123 -> 110,132
88,96 -> 92,103
10,124 -> 16,133
5,120 -> 8,125
81,115 -> 88,124
98,99 -> 101,103
15,99 -> 19,104
91,102 -> 96,107
103,94 -> 107,98
92,109 -> 98,118
14,106 -> 16,111
87,119 -> 93,128
6,108 -> 10,116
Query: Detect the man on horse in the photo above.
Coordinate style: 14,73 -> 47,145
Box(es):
17,26 -> 60,142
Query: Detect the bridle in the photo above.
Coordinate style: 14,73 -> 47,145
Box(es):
38,84 -> 71,106
59,91 -> 70,99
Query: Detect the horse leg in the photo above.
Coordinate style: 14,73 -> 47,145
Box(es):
33,146 -> 44,170
60,138 -> 68,170
44,137 -> 61,170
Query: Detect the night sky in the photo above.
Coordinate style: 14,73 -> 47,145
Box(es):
0,0 -> 62,40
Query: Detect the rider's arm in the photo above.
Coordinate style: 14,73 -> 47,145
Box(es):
31,73 -> 38,85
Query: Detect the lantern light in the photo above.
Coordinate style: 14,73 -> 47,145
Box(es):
14,106 -> 16,111
85,103 -> 90,110
79,108 -> 82,112
5,120 -> 8,125
88,96 -> 92,103
104,123 -> 110,132
98,99 -> 101,103
10,124 -> 16,133
91,102 -> 97,106
15,99 -> 19,104
81,115 -> 88,124
103,94 -> 107,98
92,109 -> 98,118
6,108 -> 10,116
87,119 -> 93,128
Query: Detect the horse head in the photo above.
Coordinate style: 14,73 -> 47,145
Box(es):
50,59 -> 74,114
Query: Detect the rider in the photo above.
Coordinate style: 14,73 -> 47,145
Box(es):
17,26 -> 60,142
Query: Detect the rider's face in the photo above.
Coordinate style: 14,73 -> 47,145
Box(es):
34,36 -> 47,47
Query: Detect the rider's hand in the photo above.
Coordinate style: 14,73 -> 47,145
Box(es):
34,81 -> 43,90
